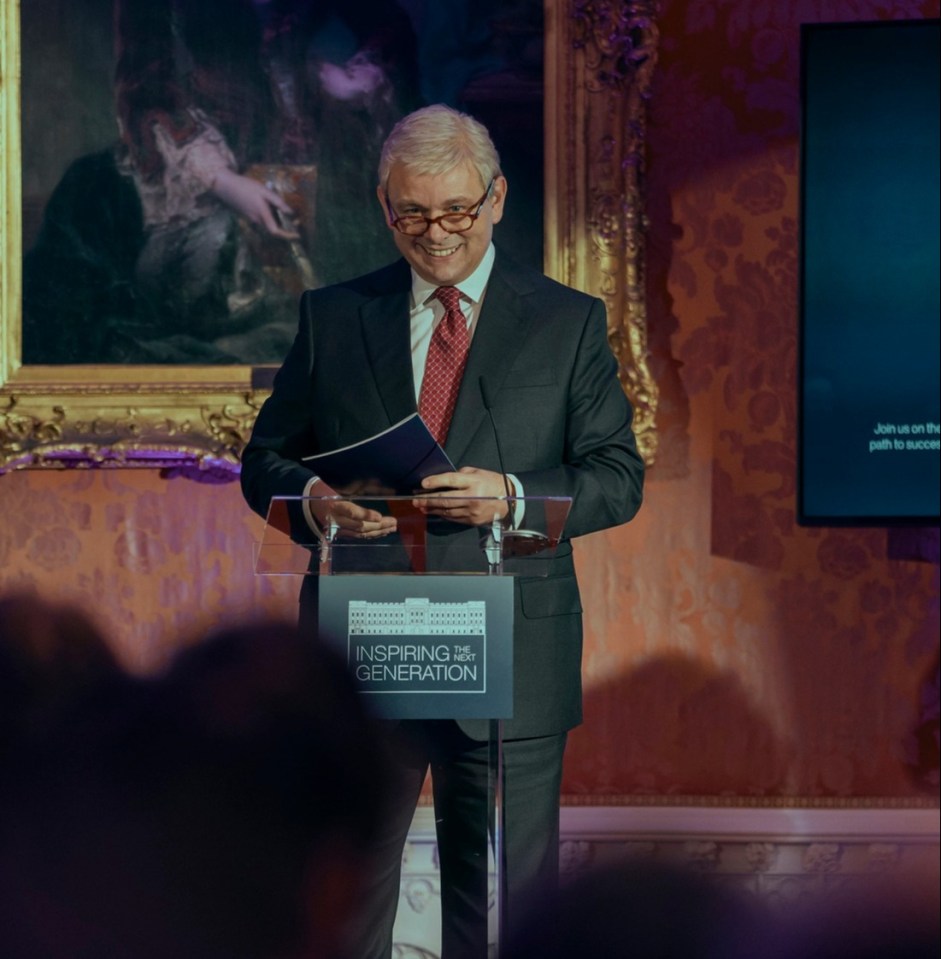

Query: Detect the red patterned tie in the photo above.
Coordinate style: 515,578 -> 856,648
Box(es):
419,286 -> 470,445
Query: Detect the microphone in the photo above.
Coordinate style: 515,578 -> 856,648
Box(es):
478,376 -> 549,557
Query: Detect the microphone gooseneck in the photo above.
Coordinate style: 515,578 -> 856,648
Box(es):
479,376 -> 513,503
479,376 -> 552,558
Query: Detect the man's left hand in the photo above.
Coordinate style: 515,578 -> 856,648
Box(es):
413,467 -> 512,525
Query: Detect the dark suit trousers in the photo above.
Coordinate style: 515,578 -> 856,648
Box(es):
346,721 -> 567,959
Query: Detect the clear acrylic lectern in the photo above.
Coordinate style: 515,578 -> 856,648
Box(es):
255,494 -> 572,957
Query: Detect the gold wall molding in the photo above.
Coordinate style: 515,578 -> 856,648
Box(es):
546,1 -> 660,464
2,1 -> 658,472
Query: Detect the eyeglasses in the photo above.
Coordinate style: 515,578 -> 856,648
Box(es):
386,179 -> 495,236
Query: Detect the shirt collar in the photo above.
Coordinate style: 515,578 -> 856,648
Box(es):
410,243 -> 496,310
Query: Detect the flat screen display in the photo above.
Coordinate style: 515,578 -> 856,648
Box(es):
798,19 -> 940,526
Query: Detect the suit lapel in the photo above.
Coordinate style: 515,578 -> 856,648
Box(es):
355,254 -> 535,464
360,264 -> 416,426
445,259 -> 533,464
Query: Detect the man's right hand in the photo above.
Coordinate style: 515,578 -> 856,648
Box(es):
307,478 -> 397,539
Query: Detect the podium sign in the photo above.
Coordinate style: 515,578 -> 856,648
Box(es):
319,574 -> 514,720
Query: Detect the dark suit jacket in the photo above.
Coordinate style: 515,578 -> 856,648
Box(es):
240,249 -> 644,739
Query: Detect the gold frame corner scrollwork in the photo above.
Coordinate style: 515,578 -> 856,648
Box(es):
1,0 -> 658,474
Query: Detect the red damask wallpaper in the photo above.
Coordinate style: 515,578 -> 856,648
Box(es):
1,0 -> 938,804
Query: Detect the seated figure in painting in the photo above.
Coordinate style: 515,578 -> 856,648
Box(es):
22,0 -> 418,365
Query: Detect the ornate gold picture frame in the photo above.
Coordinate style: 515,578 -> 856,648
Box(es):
1,0 -> 658,473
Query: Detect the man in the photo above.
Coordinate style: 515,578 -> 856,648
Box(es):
240,104 -> 645,958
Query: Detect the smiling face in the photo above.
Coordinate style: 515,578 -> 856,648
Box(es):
378,161 -> 507,286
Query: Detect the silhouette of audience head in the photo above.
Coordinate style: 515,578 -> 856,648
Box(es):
149,618 -> 394,958
764,863 -> 940,959
503,851 -> 939,959
0,589 -> 122,762
1,596 -> 393,959
503,856 -> 766,959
